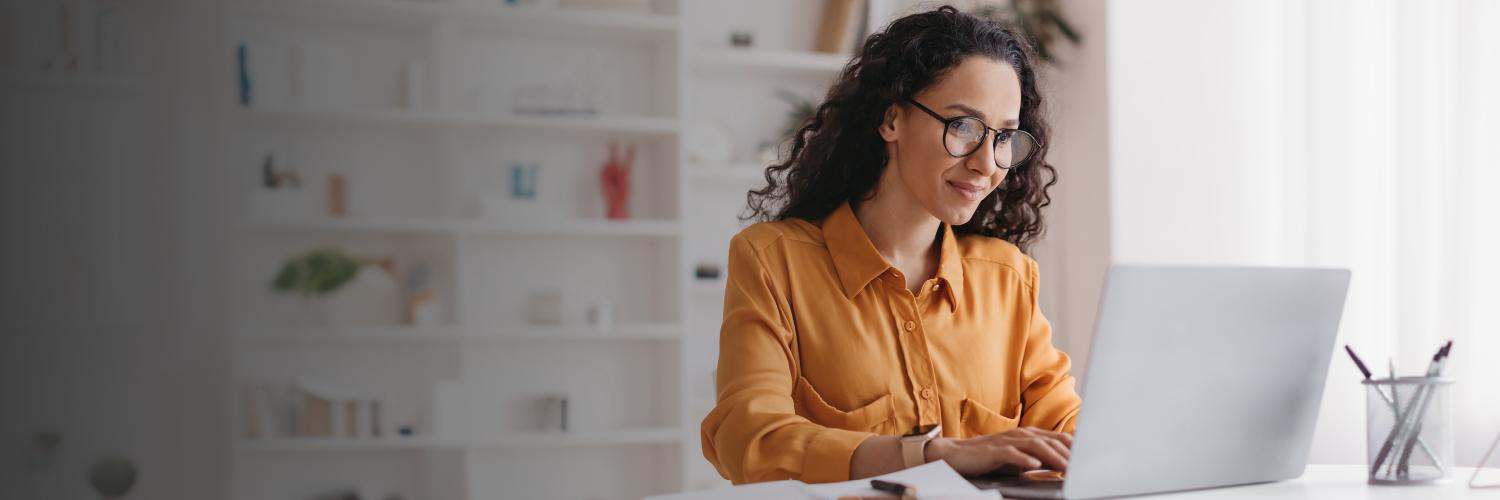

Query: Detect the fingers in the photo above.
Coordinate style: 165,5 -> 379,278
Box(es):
1026,432 -> 1074,459
1021,428 -> 1071,461
1011,435 -> 1069,471
955,427 -> 1076,476
989,444 -> 1043,471
1043,430 -> 1074,448
1015,428 -> 1073,462
1016,426 -> 1074,448
977,428 -> 1069,471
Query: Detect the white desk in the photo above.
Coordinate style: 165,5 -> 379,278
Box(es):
1119,464 -> 1498,499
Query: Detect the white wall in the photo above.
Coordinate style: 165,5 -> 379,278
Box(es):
1106,0 -> 1288,266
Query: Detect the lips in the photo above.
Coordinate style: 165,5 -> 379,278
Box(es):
947,180 -> 988,201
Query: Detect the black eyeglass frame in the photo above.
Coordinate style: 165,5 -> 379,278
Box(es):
904,98 -> 1039,170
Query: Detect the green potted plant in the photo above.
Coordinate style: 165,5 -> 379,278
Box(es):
272,248 -> 362,323
973,0 -> 1081,64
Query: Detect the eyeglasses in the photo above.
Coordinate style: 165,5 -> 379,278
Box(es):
905,98 -> 1039,170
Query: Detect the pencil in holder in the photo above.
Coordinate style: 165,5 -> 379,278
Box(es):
1363,376 -> 1455,484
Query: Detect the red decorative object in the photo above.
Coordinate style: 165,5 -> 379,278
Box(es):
600,141 -> 635,220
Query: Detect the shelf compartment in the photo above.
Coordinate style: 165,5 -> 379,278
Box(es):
237,106 -> 680,136
229,0 -> 679,43
235,427 -> 684,451
689,48 -> 850,76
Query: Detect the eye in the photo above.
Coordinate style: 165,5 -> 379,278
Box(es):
994,130 -> 1015,144
949,119 -> 982,137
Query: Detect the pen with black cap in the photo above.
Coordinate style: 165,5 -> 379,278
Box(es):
870,479 -> 917,499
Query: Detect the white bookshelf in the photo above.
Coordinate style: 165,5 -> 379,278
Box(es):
225,0 -> 687,499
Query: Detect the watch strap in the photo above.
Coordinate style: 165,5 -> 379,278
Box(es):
901,437 -> 927,468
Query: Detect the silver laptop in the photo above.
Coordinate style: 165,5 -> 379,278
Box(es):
973,265 -> 1350,499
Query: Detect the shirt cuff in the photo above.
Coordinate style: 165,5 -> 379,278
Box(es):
801,427 -> 876,483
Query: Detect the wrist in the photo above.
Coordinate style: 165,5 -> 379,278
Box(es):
900,424 -> 943,469
924,436 -> 954,463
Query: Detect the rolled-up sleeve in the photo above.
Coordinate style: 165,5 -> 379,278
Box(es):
1016,259 -> 1082,433
700,235 -> 875,484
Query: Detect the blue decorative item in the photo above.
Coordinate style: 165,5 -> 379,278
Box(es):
237,43 -> 252,107
511,163 -> 537,199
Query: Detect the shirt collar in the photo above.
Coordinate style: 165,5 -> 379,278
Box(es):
821,201 -> 964,311
935,222 -> 965,312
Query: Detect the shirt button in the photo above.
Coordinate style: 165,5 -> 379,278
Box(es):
904,320 -> 916,331
933,283 -> 942,291
921,388 -> 935,399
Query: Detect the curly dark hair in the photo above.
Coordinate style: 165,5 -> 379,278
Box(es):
743,5 -> 1057,253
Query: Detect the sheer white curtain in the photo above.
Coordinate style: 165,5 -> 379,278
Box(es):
1103,0 -> 1499,466
1281,0 -> 1500,465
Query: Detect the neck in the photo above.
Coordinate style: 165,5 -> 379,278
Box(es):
851,184 -> 943,271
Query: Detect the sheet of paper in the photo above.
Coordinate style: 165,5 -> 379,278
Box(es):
804,461 -> 1000,500
645,461 -> 999,500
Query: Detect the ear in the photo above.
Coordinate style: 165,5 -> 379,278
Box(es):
878,103 -> 900,142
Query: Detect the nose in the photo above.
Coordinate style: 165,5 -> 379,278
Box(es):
966,136 -> 1000,176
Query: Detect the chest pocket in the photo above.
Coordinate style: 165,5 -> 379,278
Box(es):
793,376 -> 896,433
959,397 -> 1020,438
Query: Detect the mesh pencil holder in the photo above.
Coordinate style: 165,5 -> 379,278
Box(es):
1363,376 -> 1455,484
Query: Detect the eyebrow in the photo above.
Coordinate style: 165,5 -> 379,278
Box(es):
945,103 -> 1020,128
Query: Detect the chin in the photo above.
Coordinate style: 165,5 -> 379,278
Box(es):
933,204 -> 979,226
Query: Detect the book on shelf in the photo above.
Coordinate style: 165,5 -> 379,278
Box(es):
815,0 -> 865,55
283,379 -> 384,438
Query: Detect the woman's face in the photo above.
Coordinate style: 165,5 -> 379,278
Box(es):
879,56 -> 1022,226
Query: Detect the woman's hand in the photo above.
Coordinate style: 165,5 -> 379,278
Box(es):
925,427 -> 1072,476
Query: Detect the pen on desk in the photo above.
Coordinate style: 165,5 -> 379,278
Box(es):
870,479 -> 917,499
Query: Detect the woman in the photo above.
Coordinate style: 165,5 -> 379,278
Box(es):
700,6 -> 1080,484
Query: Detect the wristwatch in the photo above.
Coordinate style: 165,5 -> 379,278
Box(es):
900,424 -> 941,469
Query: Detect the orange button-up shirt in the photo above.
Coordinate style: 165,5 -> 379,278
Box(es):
700,201 -> 1081,484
